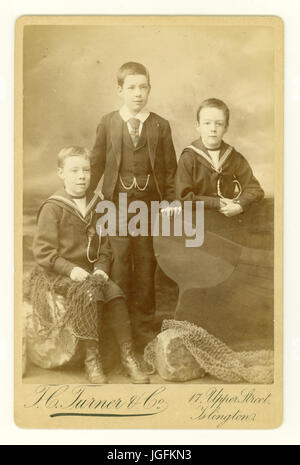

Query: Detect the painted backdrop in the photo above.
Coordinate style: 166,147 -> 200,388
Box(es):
23,24 -> 275,237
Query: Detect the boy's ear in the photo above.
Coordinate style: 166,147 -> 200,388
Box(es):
57,167 -> 64,180
117,85 -> 123,96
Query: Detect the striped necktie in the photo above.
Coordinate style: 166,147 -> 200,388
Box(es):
128,117 -> 141,147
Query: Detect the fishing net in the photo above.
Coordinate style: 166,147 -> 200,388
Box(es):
24,266 -> 106,341
144,319 -> 274,384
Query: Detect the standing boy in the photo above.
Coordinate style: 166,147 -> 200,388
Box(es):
90,62 -> 177,350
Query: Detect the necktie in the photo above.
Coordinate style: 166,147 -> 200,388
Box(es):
128,117 -> 141,147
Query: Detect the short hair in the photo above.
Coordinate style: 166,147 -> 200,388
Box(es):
196,98 -> 230,126
57,145 -> 91,168
117,62 -> 150,87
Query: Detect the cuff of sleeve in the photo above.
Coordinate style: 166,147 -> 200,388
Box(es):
94,263 -> 110,275
208,197 -> 221,209
53,257 -> 77,277
235,198 -> 247,211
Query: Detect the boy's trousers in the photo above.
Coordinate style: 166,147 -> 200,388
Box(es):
109,207 -> 156,344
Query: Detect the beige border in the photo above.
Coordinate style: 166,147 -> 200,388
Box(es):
15,15 -> 283,429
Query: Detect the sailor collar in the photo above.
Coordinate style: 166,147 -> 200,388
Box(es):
186,139 -> 233,174
45,189 -> 103,221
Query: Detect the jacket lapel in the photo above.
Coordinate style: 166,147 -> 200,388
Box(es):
145,113 -> 159,170
110,112 -> 123,168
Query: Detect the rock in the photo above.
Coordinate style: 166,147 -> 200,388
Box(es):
23,298 -> 120,375
154,329 -> 205,381
24,297 -> 79,370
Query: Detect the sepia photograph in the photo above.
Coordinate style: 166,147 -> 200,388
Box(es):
15,15 -> 283,429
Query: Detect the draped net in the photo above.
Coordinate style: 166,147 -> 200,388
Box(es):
144,319 -> 274,384
24,266 -> 106,341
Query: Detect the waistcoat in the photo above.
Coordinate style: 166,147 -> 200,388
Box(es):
115,122 -> 157,201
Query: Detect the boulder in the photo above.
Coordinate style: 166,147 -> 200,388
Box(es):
154,329 -> 205,382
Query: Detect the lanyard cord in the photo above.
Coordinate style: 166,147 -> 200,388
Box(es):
86,225 -> 102,264
73,209 -> 101,264
217,176 -> 242,200
86,236 -> 101,264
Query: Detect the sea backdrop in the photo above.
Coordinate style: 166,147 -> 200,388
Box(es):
23,23 -> 276,300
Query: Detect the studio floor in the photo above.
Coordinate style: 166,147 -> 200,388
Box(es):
22,262 -> 272,386
23,359 -> 223,385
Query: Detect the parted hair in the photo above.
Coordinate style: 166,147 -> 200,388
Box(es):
117,62 -> 150,87
57,146 -> 91,168
196,98 -> 230,126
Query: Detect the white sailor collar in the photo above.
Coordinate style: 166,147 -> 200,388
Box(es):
119,105 -> 150,123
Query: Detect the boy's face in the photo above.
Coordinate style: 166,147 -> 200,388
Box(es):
197,107 -> 228,149
58,156 -> 91,197
118,74 -> 150,114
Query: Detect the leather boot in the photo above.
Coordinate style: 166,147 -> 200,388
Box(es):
84,340 -> 107,384
120,342 -> 150,384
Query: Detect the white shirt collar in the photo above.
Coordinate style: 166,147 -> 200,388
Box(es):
119,105 -> 150,124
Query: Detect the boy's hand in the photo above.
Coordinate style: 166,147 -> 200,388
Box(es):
161,206 -> 182,218
219,200 -> 243,217
93,269 -> 109,282
70,267 -> 90,282
219,198 -> 232,206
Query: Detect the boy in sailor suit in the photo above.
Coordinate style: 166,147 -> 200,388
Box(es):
176,98 -> 264,214
33,146 -> 149,384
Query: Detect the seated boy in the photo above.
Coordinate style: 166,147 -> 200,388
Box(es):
33,145 -> 149,384
176,98 -> 264,215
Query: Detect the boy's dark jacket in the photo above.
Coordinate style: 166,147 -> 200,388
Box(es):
90,111 -> 177,201
176,137 -> 264,210
33,188 -> 112,277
